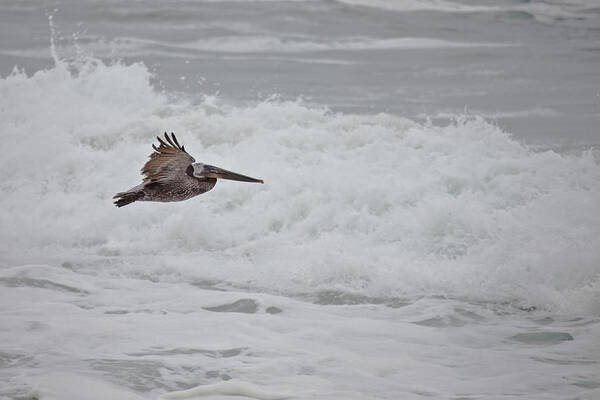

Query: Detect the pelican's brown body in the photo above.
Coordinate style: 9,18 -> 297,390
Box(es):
113,133 -> 263,207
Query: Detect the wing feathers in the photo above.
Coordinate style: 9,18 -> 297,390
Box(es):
156,135 -> 168,148
141,132 -> 195,183
164,132 -> 176,147
171,133 -> 181,148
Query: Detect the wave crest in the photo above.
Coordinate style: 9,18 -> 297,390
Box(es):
1,59 -> 599,314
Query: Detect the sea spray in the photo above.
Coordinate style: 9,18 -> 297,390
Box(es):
1,57 -> 599,315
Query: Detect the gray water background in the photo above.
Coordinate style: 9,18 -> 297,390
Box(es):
1,0 -> 599,147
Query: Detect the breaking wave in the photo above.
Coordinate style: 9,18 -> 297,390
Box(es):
1,57 -> 599,315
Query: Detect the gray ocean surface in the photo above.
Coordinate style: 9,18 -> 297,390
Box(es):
1,1 -> 600,399
2,0 -> 600,146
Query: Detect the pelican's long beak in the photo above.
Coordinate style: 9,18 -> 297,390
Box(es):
200,164 -> 264,183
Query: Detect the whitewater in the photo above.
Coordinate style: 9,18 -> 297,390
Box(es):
1,54 -> 598,400
2,1 -> 600,399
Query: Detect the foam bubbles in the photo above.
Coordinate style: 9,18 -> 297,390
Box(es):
1,58 -> 599,315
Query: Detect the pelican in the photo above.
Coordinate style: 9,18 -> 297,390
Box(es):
113,132 -> 263,207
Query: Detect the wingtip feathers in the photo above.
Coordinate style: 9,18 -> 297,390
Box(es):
154,132 -> 184,152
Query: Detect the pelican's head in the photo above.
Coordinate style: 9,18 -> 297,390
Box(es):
191,163 -> 264,184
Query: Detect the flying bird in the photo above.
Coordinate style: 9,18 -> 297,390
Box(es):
113,132 -> 263,207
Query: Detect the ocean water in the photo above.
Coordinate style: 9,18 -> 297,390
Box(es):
1,1 -> 600,399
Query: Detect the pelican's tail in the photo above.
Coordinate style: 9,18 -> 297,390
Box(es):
113,188 -> 144,207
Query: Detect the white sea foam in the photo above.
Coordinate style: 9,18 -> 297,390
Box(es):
423,107 -> 559,120
335,0 -> 594,22
1,58 -> 599,315
335,0 -> 500,13
3,2 -> 600,396
160,380 -> 291,399
1,56 -> 600,400
29,372 -> 148,400
0,36 -> 513,62
105,35 -> 514,55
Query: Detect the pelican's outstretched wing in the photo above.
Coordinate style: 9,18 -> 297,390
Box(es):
141,132 -> 195,183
